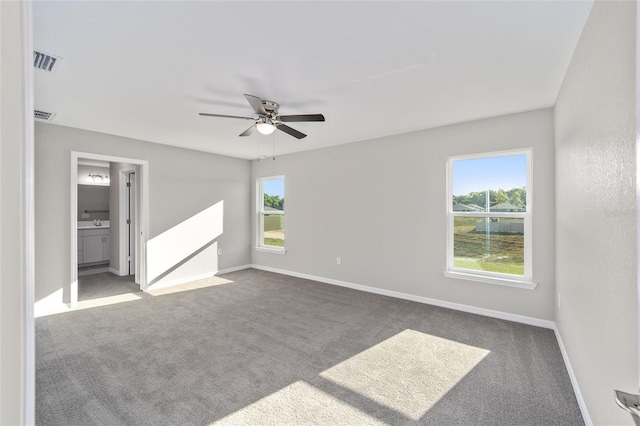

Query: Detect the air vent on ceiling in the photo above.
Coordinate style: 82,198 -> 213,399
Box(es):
33,50 -> 62,73
34,110 -> 56,121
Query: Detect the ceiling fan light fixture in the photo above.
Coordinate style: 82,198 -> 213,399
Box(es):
256,121 -> 276,135
200,94 -> 322,139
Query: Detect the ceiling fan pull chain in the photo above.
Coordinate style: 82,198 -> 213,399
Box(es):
272,132 -> 276,160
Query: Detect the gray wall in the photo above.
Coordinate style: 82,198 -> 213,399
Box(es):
35,122 -> 251,303
252,108 -> 556,320
555,1 -> 638,424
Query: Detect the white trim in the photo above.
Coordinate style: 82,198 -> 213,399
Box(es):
249,264 -> 553,329
443,270 -> 537,290
118,165 -> 137,278
145,264 -> 252,291
554,325 -> 593,426
217,264 -> 252,274
70,152 -> 149,307
636,0 -> 640,392
447,147 -> 534,163
108,267 -> 126,277
446,148 -> 533,284
22,2 -> 36,422
451,211 -> 526,219
254,246 -> 287,254
147,272 -> 222,291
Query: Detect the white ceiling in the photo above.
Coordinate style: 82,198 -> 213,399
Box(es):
34,1 -> 593,160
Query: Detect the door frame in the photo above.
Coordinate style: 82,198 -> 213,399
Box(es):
70,151 -> 149,307
118,166 -> 138,279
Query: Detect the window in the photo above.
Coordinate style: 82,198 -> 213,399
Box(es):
445,150 -> 534,289
257,176 -> 285,252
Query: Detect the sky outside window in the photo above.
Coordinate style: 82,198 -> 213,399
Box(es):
452,154 -> 526,196
263,178 -> 284,198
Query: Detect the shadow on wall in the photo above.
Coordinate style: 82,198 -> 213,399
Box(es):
146,200 -> 224,285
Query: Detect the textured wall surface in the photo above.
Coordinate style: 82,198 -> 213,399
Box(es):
252,108 -> 556,321
555,1 -> 638,424
1,2 -> 29,424
35,123 -> 251,305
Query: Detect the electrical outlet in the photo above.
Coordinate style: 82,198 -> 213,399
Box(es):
336,256 -> 342,265
217,248 -> 223,256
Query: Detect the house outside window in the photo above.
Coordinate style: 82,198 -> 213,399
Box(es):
445,150 -> 534,289
257,176 -> 285,252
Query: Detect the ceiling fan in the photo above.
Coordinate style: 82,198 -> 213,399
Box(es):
199,94 -> 325,139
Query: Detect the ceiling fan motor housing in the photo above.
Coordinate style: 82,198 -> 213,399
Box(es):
199,94 -> 324,139
261,100 -> 279,116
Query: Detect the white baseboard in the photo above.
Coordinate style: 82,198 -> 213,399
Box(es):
249,264 -> 555,329
35,262 -> 589,424
218,264 -> 252,275
146,264 -> 252,292
248,264 -> 593,423
147,272 -> 218,291
554,324 -> 592,426
108,267 -> 126,276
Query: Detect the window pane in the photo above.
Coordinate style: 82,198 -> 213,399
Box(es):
453,216 -> 524,276
263,178 -> 285,212
452,155 -> 527,212
263,214 -> 285,247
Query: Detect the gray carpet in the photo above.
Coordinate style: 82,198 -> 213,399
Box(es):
36,269 -> 583,425
78,264 -> 110,277
78,272 -> 139,301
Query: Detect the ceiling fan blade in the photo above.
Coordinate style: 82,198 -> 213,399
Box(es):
244,94 -> 267,116
277,124 -> 307,139
278,114 -> 325,123
239,124 -> 256,137
199,112 -> 254,120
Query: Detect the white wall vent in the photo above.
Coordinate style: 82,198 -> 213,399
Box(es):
33,50 -> 62,73
34,110 -> 56,121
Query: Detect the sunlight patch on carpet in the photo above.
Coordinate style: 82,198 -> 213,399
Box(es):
36,276 -> 235,317
211,380 -> 385,426
147,275 -> 234,296
34,292 -> 145,317
72,292 -> 144,312
320,329 -> 490,420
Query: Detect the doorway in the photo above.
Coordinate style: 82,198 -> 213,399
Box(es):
70,152 -> 149,308
77,159 -> 111,278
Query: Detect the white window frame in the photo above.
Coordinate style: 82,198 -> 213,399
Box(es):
256,175 -> 286,254
444,149 -> 536,289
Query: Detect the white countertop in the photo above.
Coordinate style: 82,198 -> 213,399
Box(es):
78,221 -> 110,230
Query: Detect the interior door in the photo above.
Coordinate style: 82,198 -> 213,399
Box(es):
127,172 -> 136,275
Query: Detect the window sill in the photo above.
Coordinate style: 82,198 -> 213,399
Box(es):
255,246 -> 286,255
443,270 -> 537,290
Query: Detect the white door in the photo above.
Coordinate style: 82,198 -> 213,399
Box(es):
127,172 -> 136,275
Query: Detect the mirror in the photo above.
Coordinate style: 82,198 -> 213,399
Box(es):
78,184 -> 109,221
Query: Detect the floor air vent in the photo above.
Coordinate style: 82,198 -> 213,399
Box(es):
34,110 -> 56,121
34,50 -> 62,73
